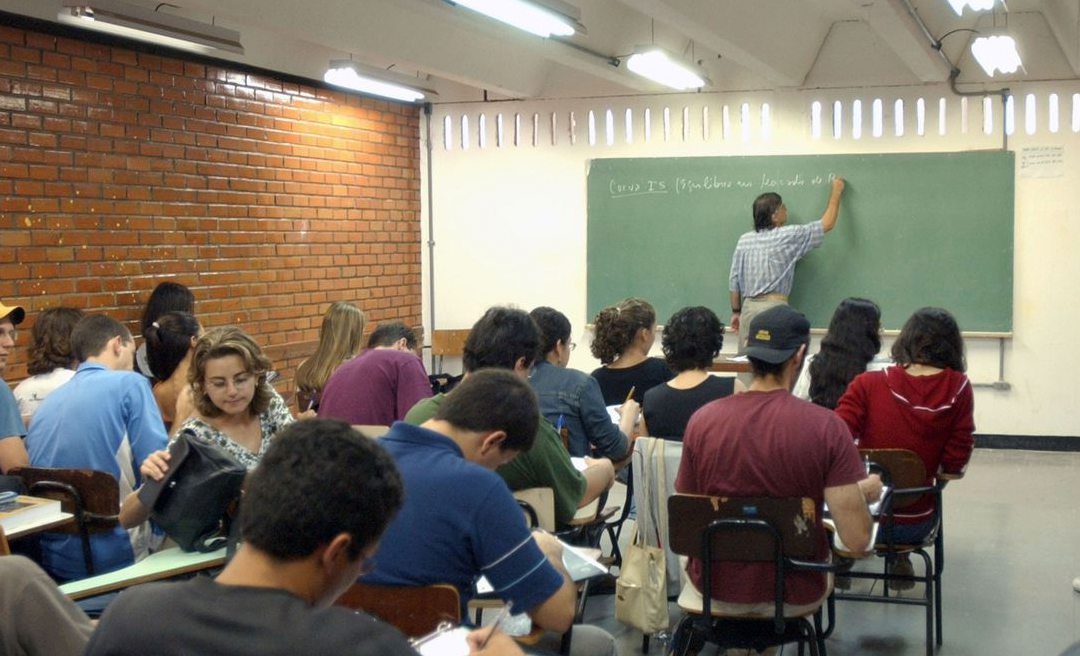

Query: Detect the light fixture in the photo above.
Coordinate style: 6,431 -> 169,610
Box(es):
58,0 -> 243,54
971,32 -> 1022,76
324,60 -> 434,103
444,0 -> 582,38
946,0 -> 996,15
625,47 -> 709,91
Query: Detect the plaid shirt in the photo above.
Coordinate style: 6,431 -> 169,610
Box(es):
729,220 -> 824,297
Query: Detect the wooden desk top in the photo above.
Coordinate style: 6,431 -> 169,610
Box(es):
708,356 -> 752,374
60,546 -> 227,600
5,512 -> 74,540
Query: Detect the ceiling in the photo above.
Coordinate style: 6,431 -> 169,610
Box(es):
4,0 -> 1078,102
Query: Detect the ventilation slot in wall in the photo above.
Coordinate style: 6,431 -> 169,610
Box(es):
443,115 -> 452,150
872,98 -> 883,138
852,99 -> 862,139
625,108 -> 633,143
810,101 -> 822,139
1048,94 -> 1059,133
1024,94 -> 1036,135
832,101 -> 842,139
461,115 -> 469,150
761,103 -> 771,141
894,99 -> 904,137
702,106 -> 710,141
644,108 -> 652,141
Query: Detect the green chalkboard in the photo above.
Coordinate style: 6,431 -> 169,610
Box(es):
586,151 -> 1014,332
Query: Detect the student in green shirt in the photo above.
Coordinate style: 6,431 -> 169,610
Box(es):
405,307 -> 614,528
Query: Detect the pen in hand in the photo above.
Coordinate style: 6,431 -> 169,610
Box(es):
478,605 -> 511,649
624,386 -> 636,404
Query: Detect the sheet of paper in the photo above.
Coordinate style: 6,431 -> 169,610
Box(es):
412,626 -> 471,656
570,457 -> 588,472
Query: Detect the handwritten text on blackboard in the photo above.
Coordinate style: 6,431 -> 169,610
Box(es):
609,172 -> 837,198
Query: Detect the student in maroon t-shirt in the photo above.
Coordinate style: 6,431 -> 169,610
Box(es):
675,305 -> 882,615
317,322 -> 431,426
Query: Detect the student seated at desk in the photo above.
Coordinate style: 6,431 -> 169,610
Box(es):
405,307 -> 613,529
318,321 -> 431,426
642,306 -> 744,441
26,315 -> 168,581
120,327 -> 294,527
294,301 -> 365,413
13,306 -> 84,425
529,306 -> 635,460
675,306 -> 881,615
144,311 -> 201,433
373,370 -> 616,656
792,297 -> 889,407
589,297 -> 673,405
134,281 -> 195,382
85,419 -> 524,656
834,306 -> 974,587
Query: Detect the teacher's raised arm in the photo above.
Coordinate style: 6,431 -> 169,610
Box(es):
727,176 -> 846,383
820,176 -> 846,233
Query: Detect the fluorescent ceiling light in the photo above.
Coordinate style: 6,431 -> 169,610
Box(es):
58,0 -> 243,54
446,0 -> 580,38
946,0 -> 996,15
971,33 -> 1022,76
324,61 -> 431,103
626,47 -> 709,90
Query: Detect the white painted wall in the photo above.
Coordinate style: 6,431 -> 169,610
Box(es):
421,83 -> 1080,437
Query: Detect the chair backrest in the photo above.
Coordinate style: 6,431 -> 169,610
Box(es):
668,494 -> 819,562
431,330 -> 470,356
513,487 -> 556,532
9,467 -> 119,534
859,448 -> 927,510
0,525 -> 9,555
336,582 -> 460,638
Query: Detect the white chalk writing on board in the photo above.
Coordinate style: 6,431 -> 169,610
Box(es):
609,172 -> 836,199
1020,146 -> 1063,179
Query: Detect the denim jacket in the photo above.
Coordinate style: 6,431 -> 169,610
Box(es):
528,360 -> 630,459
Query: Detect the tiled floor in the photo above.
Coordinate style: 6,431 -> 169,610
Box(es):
580,449 -> 1080,655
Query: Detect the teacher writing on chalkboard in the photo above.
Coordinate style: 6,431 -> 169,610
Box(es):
728,176 -> 846,362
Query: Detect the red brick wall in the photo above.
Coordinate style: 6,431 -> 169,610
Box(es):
0,24 -> 422,401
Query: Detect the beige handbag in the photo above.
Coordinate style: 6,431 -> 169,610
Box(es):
614,438 -> 670,634
615,525 -> 670,633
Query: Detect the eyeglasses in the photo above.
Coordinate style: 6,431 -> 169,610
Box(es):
0,328 -> 16,342
569,341 -> 577,352
359,557 -> 377,576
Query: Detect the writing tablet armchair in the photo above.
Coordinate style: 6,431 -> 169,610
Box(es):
667,494 -> 837,656
832,448 -> 956,656
9,467 -> 120,577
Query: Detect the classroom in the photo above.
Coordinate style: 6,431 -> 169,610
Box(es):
0,0 -> 1078,655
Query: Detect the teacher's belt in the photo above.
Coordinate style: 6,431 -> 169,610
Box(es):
747,293 -> 788,302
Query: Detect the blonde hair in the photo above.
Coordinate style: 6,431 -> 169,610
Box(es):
590,297 -> 657,365
295,302 -> 365,407
189,326 -> 274,418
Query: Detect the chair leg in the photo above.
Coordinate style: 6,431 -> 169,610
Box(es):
641,633 -> 650,653
915,550 -> 934,656
814,607 -> 828,655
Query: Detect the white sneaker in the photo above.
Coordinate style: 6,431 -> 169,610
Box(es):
1073,576 -> 1080,593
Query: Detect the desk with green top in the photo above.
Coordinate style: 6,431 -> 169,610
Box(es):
59,546 -> 226,600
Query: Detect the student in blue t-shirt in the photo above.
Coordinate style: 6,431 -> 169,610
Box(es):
367,369 -> 617,656
25,315 -> 169,582
0,299 -> 29,475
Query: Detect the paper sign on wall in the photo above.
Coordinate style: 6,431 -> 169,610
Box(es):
1020,146 -> 1064,178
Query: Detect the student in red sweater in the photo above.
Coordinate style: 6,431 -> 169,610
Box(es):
834,307 -> 974,588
